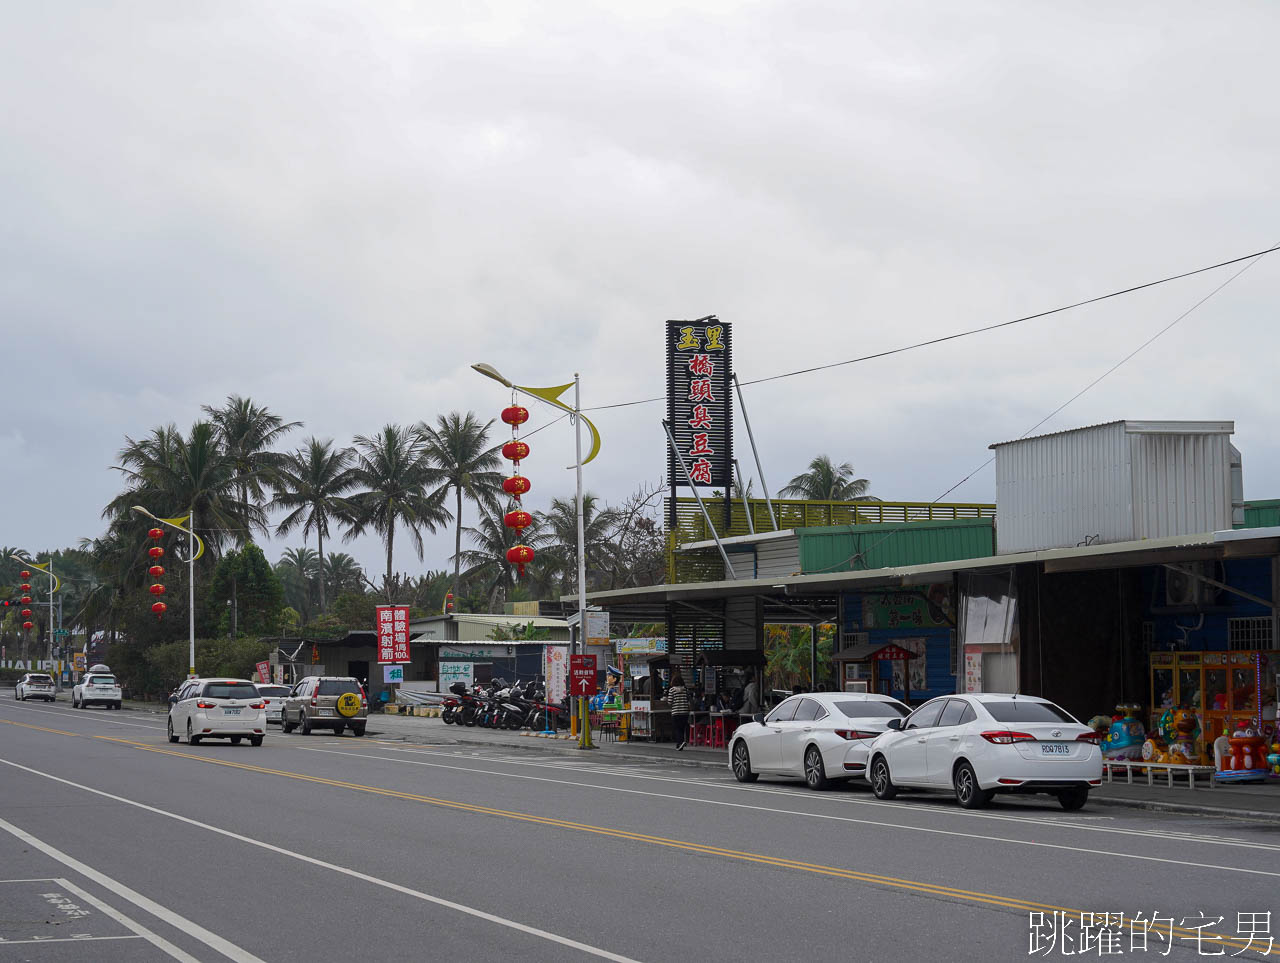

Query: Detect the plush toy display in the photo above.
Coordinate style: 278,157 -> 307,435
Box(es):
1102,704 -> 1145,761
1213,719 -> 1268,782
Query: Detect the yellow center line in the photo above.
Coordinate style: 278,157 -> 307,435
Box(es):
3,717 -> 1275,957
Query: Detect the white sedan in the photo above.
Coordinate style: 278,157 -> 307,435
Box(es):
254,683 -> 292,724
866,693 -> 1103,811
728,691 -> 909,790
168,677 -> 266,746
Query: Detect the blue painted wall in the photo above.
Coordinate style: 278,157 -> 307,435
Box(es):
842,592 -> 956,704
1139,558 -> 1271,651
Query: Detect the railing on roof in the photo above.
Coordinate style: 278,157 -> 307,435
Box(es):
665,497 -> 996,583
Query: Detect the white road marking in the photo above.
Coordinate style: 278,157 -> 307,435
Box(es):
0,818 -> 264,963
0,936 -> 143,945
0,759 -> 641,963
0,701 -> 166,730
293,745 -> 1280,876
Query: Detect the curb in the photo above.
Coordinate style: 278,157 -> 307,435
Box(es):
1089,794 -> 1280,824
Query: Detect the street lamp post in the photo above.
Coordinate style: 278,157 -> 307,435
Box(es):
472,363 -> 602,750
10,554 -> 58,687
132,507 -> 205,678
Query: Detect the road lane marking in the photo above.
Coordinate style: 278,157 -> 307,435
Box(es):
1,756 -> 1271,959
0,701 -> 166,730
0,936 -> 143,945
0,759 -> 640,963
0,822 -> 253,963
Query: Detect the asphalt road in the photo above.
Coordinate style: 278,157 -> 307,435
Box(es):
1,698 -> 1277,962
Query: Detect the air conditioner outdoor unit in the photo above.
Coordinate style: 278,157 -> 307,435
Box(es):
1166,563 -> 1219,607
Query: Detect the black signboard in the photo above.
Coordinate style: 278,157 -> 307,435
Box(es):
666,318 -> 733,490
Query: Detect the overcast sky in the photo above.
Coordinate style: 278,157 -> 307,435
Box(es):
3,2 -> 1278,579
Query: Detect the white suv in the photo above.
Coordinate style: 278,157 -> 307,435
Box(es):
15,673 -> 56,702
73,666 -> 122,710
168,678 -> 266,746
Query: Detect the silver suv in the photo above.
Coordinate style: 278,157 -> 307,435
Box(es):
281,676 -> 367,736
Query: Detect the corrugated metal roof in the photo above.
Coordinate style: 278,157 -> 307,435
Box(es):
798,518 -> 994,574
988,419 -> 1233,449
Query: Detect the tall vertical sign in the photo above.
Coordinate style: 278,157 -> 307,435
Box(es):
666,318 -> 733,513
376,605 -> 411,664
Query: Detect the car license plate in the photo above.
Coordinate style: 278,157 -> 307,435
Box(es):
318,709 -> 333,716
225,708 -> 242,716
1040,743 -> 1070,755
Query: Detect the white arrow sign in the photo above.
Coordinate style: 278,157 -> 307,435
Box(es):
575,678 -> 593,692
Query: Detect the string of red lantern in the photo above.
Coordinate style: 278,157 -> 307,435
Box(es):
500,403 -> 536,577
18,570 -> 33,633
148,527 -> 167,619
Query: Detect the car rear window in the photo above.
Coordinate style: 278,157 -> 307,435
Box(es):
256,685 -> 290,697
318,680 -> 361,696
28,675 -> 54,685
88,675 -> 116,686
203,682 -> 259,700
833,700 -> 908,718
984,700 -> 1078,724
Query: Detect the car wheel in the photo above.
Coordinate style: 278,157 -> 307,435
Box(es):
114,702 -> 122,710
167,719 -> 179,744
187,720 -> 201,746
281,710 -> 295,734
250,735 -> 263,747
870,756 -> 898,800
231,736 -> 242,745
299,712 -> 312,735
1058,787 -> 1089,811
953,762 -> 993,809
333,723 -> 345,736
71,697 -> 78,708
804,746 -> 829,791
731,740 -> 759,783
350,724 -> 366,737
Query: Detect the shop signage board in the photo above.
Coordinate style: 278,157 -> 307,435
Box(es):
666,319 -> 733,491
585,611 -> 610,646
73,652 -> 86,672
383,664 -> 404,684
255,660 -> 271,684
439,661 -> 473,687
570,654 -> 598,696
616,637 -> 667,654
862,591 -> 952,630
544,646 -> 568,702
376,604 -> 411,663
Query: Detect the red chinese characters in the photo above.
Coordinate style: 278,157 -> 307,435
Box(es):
376,605 -> 411,663
689,458 -> 713,485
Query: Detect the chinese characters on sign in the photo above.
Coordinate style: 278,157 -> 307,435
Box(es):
1027,910 -> 1272,957
376,605 -> 410,664
666,319 -> 733,491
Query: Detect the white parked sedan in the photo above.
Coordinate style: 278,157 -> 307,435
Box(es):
866,693 -> 1103,811
167,677 -> 266,746
254,683 -> 291,724
15,672 -> 56,702
728,692 -> 909,790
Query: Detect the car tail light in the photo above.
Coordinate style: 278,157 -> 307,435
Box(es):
248,702 -> 265,709
997,778 -> 1025,785
980,730 -> 1036,745
310,695 -> 318,707
834,729 -> 878,740
196,701 -> 216,709
1076,731 -> 1102,745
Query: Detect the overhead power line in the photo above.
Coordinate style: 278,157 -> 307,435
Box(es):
583,242 -> 1280,412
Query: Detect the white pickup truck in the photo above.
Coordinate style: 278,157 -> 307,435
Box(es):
73,665 -> 122,710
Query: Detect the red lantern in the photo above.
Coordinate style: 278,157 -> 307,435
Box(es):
151,601 -> 167,618
149,546 -> 164,559
504,509 -> 532,531
20,583 -> 31,592
20,596 -> 31,604
148,527 -> 165,540
445,591 -> 454,612
22,621 -> 33,631
506,545 -> 535,578
503,476 -> 531,498
149,565 -> 165,578
502,440 -> 530,462
501,405 -> 529,426
19,570 -> 30,579
150,583 -> 166,596
21,609 -> 31,618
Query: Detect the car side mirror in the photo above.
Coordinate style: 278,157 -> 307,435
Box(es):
886,718 -> 903,731
753,713 -> 765,724
168,695 -> 178,706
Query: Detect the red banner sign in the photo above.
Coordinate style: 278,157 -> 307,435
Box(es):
255,660 -> 270,684
376,605 -> 411,664
569,654 -> 598,696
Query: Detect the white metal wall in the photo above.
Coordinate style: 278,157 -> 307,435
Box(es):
994,422 -> 1132,554
724,595 -> 757,650
1128,431 -> 1233,539
724,539 -> 800,580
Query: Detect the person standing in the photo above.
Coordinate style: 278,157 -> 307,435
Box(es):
668,669 -> 691,750
740,671 -> 761,719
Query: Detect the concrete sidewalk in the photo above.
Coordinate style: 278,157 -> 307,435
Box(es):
367,711 -> 1280,823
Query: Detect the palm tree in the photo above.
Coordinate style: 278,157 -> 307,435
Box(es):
778,455 -> 876,502
321,552 -> 365,600
417,412 -> 504,605
270,438 -> 355,612
455,509 -> 541,611
108,420 -> 259,555
343,425 -> 450,591
202,395 -> 301,539
534,494 -> 618,595
275,547 -> 321,622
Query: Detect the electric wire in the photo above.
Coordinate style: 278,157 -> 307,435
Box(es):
581,243 -> 1280,412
